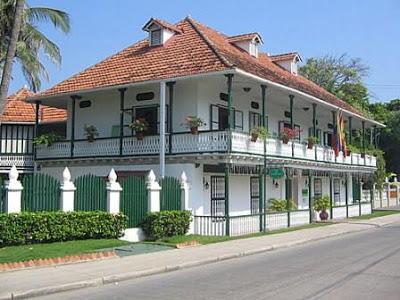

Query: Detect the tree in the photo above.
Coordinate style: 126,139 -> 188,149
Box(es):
0,0 -> 25,106
0,0 -> 70,103
299,54 -> 370,113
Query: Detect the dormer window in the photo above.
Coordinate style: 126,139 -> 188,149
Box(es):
228,33 -> 263,58
143,18 -> 182,47
150,29 -> 162,46
269,52 -> 302,75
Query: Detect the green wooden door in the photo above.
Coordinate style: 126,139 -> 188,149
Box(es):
22,173 -> 60,211
353,178 -> 361,202
160,177 -> 181,211
74,174 -> 107,211
120,176 -> 147,227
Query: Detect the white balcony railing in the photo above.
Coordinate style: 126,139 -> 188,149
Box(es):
0,154 -> 34,167
35,130 -> 377,167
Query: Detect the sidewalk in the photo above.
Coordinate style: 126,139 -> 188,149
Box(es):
1,214 -> 400,300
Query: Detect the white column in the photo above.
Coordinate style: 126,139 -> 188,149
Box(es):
385,177 -> 390,207
60,167 -> 76,212
180,171 -> 190,211
159,81 -> 166,178
5,165 -> 23,213
107,168 -> 122,214
147,170 -> 161,212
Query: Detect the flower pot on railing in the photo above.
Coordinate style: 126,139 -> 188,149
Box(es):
361,153 -> 365,158
136,132 -> 145,141
190,126 -> 199,135
282,137 -> 289,144
251,133 -> 258,142
307,141 -> 314,149
250,126 -> 267,143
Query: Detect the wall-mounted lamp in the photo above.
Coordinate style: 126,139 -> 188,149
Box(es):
273,179 -> 279,188
243,87 -> 251,93
203,177 -> 209,190
302,107 -> 310,112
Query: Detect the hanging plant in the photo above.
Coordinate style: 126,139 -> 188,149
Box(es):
280,127 -> 301,144
250,126 -> 268,142
33,132 -> 61,147
129,118 -> 149,140
184,116 -> 205,135
84,125 -> 99,142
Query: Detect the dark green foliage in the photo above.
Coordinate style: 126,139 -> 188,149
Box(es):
141,210 -> 191,240
267,198 -> 297,212
0,211 -> 127,247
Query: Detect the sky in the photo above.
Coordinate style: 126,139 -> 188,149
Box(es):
9,0 -> 400,103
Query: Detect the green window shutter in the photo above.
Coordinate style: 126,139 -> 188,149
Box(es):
111,125 -> 120,137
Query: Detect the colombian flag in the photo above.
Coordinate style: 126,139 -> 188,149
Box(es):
333,110 -> 347,157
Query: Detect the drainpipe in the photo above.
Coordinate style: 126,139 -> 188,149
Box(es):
159,82 -> 166,178
167,81 -> 175,154
70,95 -> 80,158
33,101 -> 41,172
118,88 -> 126,156
261,84 -> 267,232
289,95 -> 294,157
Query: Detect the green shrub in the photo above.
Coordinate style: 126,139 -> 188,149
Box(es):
313,195 -> 331,212
141,210 -> 192,240
0,211 -> 127,247
268,198 -> 297,212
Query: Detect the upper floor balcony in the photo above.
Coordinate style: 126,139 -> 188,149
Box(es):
36,130 -> 377,168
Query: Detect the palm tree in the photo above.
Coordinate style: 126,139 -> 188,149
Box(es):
0,0 -> 70,106
0,0 -> 25,106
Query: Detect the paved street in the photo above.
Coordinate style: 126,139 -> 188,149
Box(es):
40,223 -> 400,300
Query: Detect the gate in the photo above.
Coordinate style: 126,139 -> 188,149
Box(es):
352,179 -> 361,202
120,176 -> 147,227
22,173 -> 60,211
160,176 -> 181,211
74,174 -> 107,211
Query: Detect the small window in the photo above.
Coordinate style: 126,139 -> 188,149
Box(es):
136,92 -> 154,101
211,176 -> 225,216
249,112 -> 268,132
251,102 -> 259,109
79,100 -> 91,108
334,179 -> 341,204
314,178 -> 322,198
219,93 -> 228,102
250,177 -> 260,214
150,29 -> 161,46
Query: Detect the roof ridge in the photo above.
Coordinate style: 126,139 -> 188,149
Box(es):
185,17 -> 233,69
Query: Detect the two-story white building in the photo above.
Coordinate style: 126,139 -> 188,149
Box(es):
28,17 -> 384,233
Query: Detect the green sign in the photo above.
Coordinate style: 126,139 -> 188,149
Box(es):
269,168 -> 285,179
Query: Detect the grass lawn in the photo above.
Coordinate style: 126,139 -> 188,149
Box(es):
158,222 -> 333,246
351,210 -> 400,220
0,239 -> 130,264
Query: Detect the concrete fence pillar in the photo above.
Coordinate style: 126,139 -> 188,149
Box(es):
5,165 -> 23,213
146,170 -> 161,212
180,171 -> 190,211
106,168 -> 122,214
60,167 -> 76,212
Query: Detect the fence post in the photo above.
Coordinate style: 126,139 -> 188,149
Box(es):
5,166 -> 23,213
385,178 -> 390,207
106,169 -> 122,214
372,183 -> 376,210
60,167 -> 76,212
180,171 -> 190,211
147,170 -> 161,212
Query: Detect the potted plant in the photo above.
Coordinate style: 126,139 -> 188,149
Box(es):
313,195 -> 330,221
280,127 -> 300,144
33,132 -> 61,147
129,118 -> 149,140
84,125 -> 99,142
250,126 -> 268,142
184,116 -> 205,135
306,136 -> 318,149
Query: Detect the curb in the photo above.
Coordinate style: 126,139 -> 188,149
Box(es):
0,223 -> 390,300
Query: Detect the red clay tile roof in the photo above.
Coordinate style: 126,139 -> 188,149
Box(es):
36,17 -> 367,118
142,18 -> 182,33
3,87 -> 66,123
269,52 -> 301,62
228,32 -> 263,43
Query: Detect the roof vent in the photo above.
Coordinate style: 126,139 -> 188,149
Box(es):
269,52 -> 302,75
142,18 -> 181,46
228,33 -> 263,58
